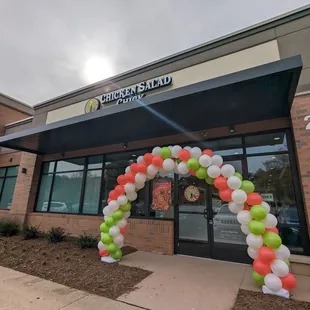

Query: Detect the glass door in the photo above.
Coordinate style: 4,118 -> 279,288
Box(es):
176,175 -> 212,258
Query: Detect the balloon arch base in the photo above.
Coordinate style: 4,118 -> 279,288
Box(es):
98,145 -> 297,298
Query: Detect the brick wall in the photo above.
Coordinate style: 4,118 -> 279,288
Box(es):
291,93 -> 310,231
27,213 -> 174,255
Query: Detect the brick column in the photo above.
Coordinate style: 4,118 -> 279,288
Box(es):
10,152 -> 41,224
291,94 -> 310,231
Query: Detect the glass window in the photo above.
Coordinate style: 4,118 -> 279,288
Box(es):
0,177 -> 17,209
247,154 -> 302,253
88,155 -> 103,169
246,132 -> 288,154
179,213 -> 208,241
82,170 -> 102,214
56,158 -> 85,172
43,162 -> 55,174
130,186 -> 148,217
0,168 -> 6,177
35,175 -> 53,212
6,166 -> 18,177
50,172 -> 83,213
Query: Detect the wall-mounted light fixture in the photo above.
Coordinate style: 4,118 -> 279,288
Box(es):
229,125 -> 235,133
123,142 -> 128,149
9,158 -> 13,163
201,131 -> 207,138
21,168 -> 27,174
60,152 -> 65,158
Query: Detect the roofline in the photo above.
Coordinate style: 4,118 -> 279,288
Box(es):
0,92 -> 34,115
33,4 -> 310,110
5,116 -> 33,129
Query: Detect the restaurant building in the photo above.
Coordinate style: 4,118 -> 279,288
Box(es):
1,7 -> 310,264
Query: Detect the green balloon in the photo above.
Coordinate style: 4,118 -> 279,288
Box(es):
205,175 -> 214,185
176,159 -> 181,164
250,205 -> 267,221
234,172 -> 243,181
252,271 -> 264,286
241,180 -> 255,194
160,147 -> 171,159
187,158 -> 200,170
196,167 -> 208,179
105,216 -> 115,227
111,249 -> 123,260
112,210 -> 124,220
100,222 -> 110,233
120,202 -> 131,212
107,242 -> 118,254
248,220 -> 265,235
101,233 -> 112,244
284,259 -> 290,267
263,232 -> 282,249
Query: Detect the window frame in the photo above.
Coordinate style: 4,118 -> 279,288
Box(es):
0,165 -> 19,210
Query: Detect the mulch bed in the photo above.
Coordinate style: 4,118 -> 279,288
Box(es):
232,289 -> 310,310
0,236 -> 152,299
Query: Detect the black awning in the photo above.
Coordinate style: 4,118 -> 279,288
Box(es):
0,56 -> 302,155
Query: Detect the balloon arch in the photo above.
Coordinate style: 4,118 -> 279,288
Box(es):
98,145 -> 297,296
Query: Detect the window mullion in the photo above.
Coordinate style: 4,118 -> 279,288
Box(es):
47,161 -> 57,212
79,158 -> 88,214
98,155 -> 106,215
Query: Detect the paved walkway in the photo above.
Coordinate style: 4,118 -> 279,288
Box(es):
1,252 -> 310,310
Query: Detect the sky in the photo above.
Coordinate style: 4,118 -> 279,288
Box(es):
0,0 -> 309,106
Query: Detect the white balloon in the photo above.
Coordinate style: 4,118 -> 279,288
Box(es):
127,191 -> 137,201
125,166 -> 131,174
171,145 -> 182,158
113,234 -> 124,244
109,226 -> 120,237
183,146 -> 192,151
116,218 -> 127,228
232,189 -> 247,204
103,206 -> 113,216
117,195 -> 128,205
246,233 -> 263,249
135,173 -> 147,184
228,201 -> 244,214
271,259 -> 289,277
98,241 -> 106,251
199,155 -> 212,168
211,155 -> 223,167
262,214 -> 278,228
178,162 -> 189,175
146,173 -> 156,180
158,167 -> 169,175
261,201 -> 271,214
190,147 -> 202,159
124,211 -> 131,219
207,165 -> 221,178
147,164 -> 159,176
274,245 -> 291,260
152,146 -> 161,156
137,155 -> 144,163
163,158 -> 175,171
221,164 -> 235,178
264,273 -> 282,292
134,182 -> 145,190
124,183 -> 136,194
241,224 -> 250,235
247,247 -> 258,259
227,176 -> 242,190
108,200 -> 119,211
237,210 -> 252,224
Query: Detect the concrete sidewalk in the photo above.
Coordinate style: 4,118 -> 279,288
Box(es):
0,266 -> 140,310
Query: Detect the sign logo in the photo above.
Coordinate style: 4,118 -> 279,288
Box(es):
184,185 -> 200,202
85,98 -> 100,113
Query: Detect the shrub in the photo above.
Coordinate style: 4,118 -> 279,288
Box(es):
22,225 -> 41,240
0,220 -> 20,237
76,233 -> 97,249
47,227 -> 66,243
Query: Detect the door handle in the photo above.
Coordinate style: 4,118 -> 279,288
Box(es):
209,219 -> 213,225
203,208 -> 208,219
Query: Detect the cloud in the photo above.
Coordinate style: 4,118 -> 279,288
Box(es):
0,0 -> 309,105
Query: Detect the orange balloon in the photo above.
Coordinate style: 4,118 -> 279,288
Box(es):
115,185 -> 125,195
265,227 -> 279,234
99,249 -> 109,257
246,193 -> 263,206
219,188 -> 233,202
258,247 -> 276,264
109,190 -> 119,200
202,149 -> 213,157
117,174 -> 127,186
280,273 -> 297,290
178,149 -> 191,161
253,259 -> 271,275
130,163 -> 139,174
137,163 -> 147,173
120,226 -> 127,234
189,170 -> 196,176
107,198 -> 111,204
152,156 -> 164,167
143,153 -> 154,165
214,176 -> 228,190
125,173 -> 135,183
244,205 -> 250,211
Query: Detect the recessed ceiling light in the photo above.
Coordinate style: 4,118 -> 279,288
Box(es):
234,152 -> 239,155
269,175 -> 272,177
274,137 -> 280,141
132,155 -> 137,157
272,156 -> 276,159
